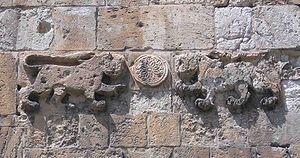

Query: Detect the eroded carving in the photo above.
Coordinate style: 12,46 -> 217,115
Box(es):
20,52 -> 127,113
130,54 -> 169,87
175,52 -> 285,113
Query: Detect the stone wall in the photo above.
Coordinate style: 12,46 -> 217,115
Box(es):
0,0 -> 300,157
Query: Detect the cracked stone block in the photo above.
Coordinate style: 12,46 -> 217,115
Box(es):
253,5 -> 300,49
0,53 -> 17,115
218,107 -> 250,146
128,147 -> 173,158
16,8 -> 54,50
150,0 -> 229,6
211,147 -> 252,158
0,9 -> 20,50
130,91 -> 172,114
52,7 -> 96,50
47,114 -> 79,148
0,128 -> 23,158
255,147 -> 287,158
110,114 -> 147,147
149,113 -> 180,146
173,146 -> 210,158
78,114 -> 108,148
215,7 -> 254,50
97,5 -> 214,50
282,80 -> 300,113
181,113 -> 218,146
107,0 -> 148,6
13,0 -> 105,6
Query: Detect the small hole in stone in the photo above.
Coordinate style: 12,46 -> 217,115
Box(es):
41,77 -> 47,84
37,21 -> 51,34
136,21 -> 144,28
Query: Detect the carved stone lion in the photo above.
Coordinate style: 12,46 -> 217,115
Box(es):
175,52 -> 285,113
20,52 -> 127,113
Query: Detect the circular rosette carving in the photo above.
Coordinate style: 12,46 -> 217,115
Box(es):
131,55 -> 169,87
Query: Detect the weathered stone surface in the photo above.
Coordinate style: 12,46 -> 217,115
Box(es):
0,0 -> 13,6
55,148 -> 89,158
52,7 -> 96,50
0,115 -> 15,127
211,147 -> 252,158
46,114 -> 79,147
97,5 -> 214,50
128,147 -> 173,158
282,80 -> 300,113
107,0 -> 148,6
290,0 -> 300,4
16,8 -> 53,50
0,128 -> 23,158
13,0 -> 105,6
0,53 -> 17,115
229,0 -> 288,6
24,149 -> 54,158
78,114 -> 108,148
0,9 -> 19,50
173,146 -> 210,158
150,0 -> 229,6
215,7 -> 254,50
181,114 -> 218,146
255,147 -> 287,158
253,5 -> 300,49
89,148 -> 128,158
110,114 -> 147,147
149,113 -> 180,146
289,145 -> 300,158
130,91 -> 172,114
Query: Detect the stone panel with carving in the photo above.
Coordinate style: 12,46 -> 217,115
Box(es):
18,52 -> 128,115
174,52 -> 286,113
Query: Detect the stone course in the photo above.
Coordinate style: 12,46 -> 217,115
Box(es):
0,1 -> 299,158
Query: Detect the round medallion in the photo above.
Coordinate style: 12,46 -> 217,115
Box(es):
131,55 -> 168,86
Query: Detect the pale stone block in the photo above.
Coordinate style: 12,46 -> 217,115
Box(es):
0,9 -> 20,50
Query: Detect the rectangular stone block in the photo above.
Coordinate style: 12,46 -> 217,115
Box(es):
107,0 -> 148,6
229,0 -> 288,6
255,147 -> 287,158
0,115 -> 15,127
181,113 -> 218,146
0,9 -> 20,50
16,8 -> 54,50
128,147 -> 172,158
24,149 -> 53,158
78,114 -> 108,148
253,5 -> 299,49
97,5 -> 214,50
110,114 -> 147,147
0,53 -> 17,115
46,114 -> 79,147
173,146 -> 210,158
211,147 -> 252,158
150,0 -> 228,6
52,7 -> 96,50
0,127 -> 23,158
13,0 -> 105,6
215,7 -> 254,50
282,80 -> 300,113
148,113 -> 180,146
89,148 -> 128,158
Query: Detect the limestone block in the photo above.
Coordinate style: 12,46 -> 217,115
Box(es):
89,148 -> 128,158
290,0 -> 300,4
215,7 -> 254,50
16,8 -> 53,50
52,7 -> 96,50
107,0 -> 148,6
13,0 -> 105,6
253,5 -> 300,49
173,146 -> 210,158
78,114 -> 108,148
97,5 -> 214,50
210,147 -> 252,158
46,114 -> 79,147
54,149 -> 89,158
229,0 -> 288,6
24,149 -> 54,158
128,147 -> 173,158
282,80 -> 300,113
130,91 -> 172,114
110,114 -> 147,147
289,145 -> 300,158
150,0 -> 229,6
0,115 -> 15,127
255,147 -> 287,158
0,0 -> 13,6
148,113 -> 180,146
0,53 -> 17,115
0,9 -> 20,50
0,128 -> 23,158
181,113 -> 218,146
